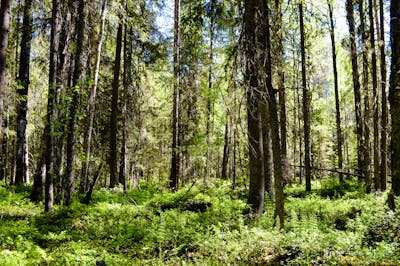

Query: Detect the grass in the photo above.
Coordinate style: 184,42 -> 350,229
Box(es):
0,178 -> 399,265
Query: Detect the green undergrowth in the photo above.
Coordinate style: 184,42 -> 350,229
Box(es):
1,179 -> 400,265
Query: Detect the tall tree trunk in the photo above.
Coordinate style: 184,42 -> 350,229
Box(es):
299,3 -> 311,192
328,2 -> 344,183
15,0 -> 33,185
109,20 -> 123,188
0,0 -> 11,136
44,0 -> 59,211
379,0 -> 387,191
31,133 -> 45,202
346,0 -> 364,183
244,0 -> 265,216
390,0 -> 400,196
359,0 -> 372,192
81,0 -> 107,193
170,0 -> 180,191
262,103 -> 273,199
64,0 -> 85,205
369,0 -> 380,191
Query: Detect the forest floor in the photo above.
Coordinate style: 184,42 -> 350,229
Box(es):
0,178 -> 400,265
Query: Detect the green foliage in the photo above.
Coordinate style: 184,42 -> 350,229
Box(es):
1,180 -> 400,265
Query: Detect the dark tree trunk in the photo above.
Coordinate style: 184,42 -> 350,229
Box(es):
170,0 -> 180,191
0,0 -> 11,135
369,0 -> 380,191
65,0 -> 85,206
44,0 -> 59,212
244,0 -> 265,216
390,0 -> 400,196
81,0 -> 107,193
299,3 -> 311,192
359,0 -> 372,192
31,133 -> 46,203
379,0 -> 387,191
15,0 -> 33,185
262,103 -> 273,200
109,20 -> 123,188
346,0 -> 364,183
221,117 -> 229,180
328,2 -> 344,183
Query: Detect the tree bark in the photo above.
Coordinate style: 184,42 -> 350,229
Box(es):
379,0 -> 387,191
0,0 -> 11,136
81,0 -> 107,193
299,3 -> 311,192
328,2 -> 344,183
15,0 -> 33,185
359,0 -> 372,192
65,0 -> 85,206
170,0 -> 180,191
346,0 -> 364,183
390,0 -> 400,196
368,0 -> 380,191
109,19 -> 123,188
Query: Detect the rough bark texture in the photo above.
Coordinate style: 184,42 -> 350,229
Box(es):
244,0 -> 265,216
0,0 -> 11,135
390,0 -> 400,196
328,2 -> 344,183
15,0 -> 33,185
299,3 -> 311,192
65,0 -> 85,206
110,21 -> 123,188
346,0 -> 364,182
170,0 -> 180,191
379,0 -> 387,191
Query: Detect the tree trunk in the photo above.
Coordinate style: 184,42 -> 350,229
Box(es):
15,0 -> 33,185
359,0 -> 372,192
299,3 -> 311,192
0,0 -> 11,136
109,20 -> 123,188
369,0 -> 380,191
379,0 -> 387,191
31,133 -> 46,203
390,0 -> 400,196
221,116 -> 229,180
81,0 -> 107,193
65,0 -> 85,206
346,0 -> 364,183
328,2 -> 344,183
170,0 -> 180,191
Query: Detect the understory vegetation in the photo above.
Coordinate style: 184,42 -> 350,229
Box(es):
1,178 -> 399,265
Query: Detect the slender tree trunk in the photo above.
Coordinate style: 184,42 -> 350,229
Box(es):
0,0 -> 11,135
328,2 -> 344,183
262,103 -> 273,199
0,102 -> 9,181
81,0 -> 107,193
44,0 -> 59,212
390,0 -> 400,196
299,3 -> 311,192
15,0 -> 33,185
221,115 -> 229,179
110,20 -> 123,188
369,0 -> 380,191
31,133 -> 45,202
379,0 -> 387,191
170,0 -> 180,191
346,0 -> 364,183
65,0 -> 85,206
359,0 -> 372,192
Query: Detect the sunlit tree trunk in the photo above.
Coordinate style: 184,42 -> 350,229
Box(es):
65,0 -> 85,205
15,0 -> 33,185
390,0 -> 400,196
81,0 -> 107,193
328,1 -> 344,183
